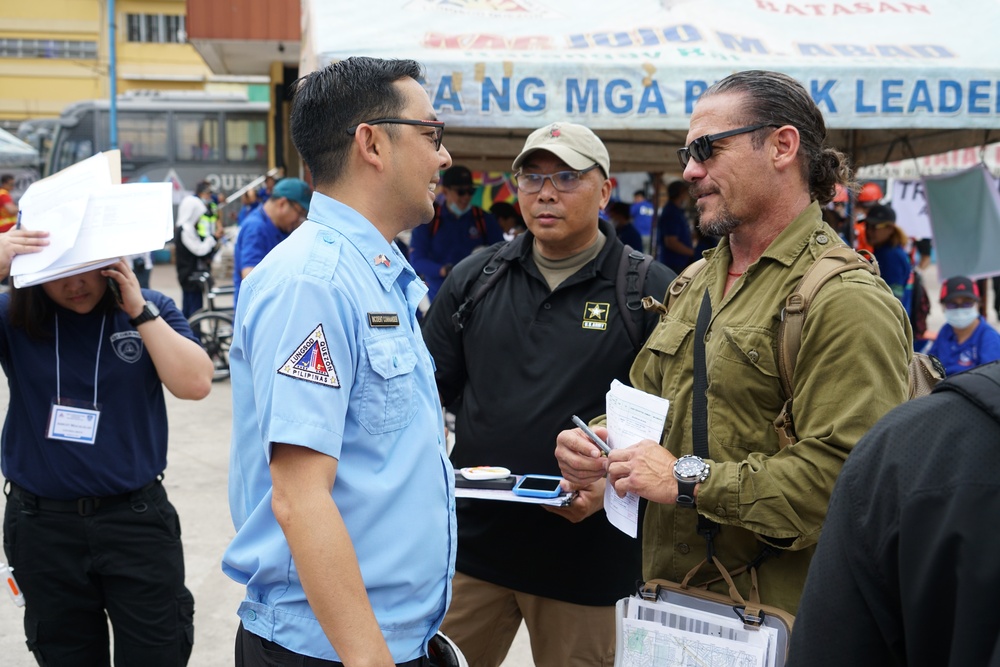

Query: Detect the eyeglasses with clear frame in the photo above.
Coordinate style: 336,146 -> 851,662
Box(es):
345,118 -> 445,150
514,164 -> 601,194
676,124 -> 777,169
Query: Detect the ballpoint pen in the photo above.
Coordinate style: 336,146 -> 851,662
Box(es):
571,415 -> 611,456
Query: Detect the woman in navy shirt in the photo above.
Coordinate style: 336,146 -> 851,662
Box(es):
0,229 -> 214,665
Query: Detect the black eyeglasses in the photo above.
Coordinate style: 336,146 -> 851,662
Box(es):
676,124 -> 777,169
451,188 -> 475,197
345,118 -> 445,150
514,164 -> 601,194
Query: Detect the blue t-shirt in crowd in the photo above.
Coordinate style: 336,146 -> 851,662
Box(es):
929,316 -> 1000,376
657,201 -> 693,273
630,199 -> 655,237
0,290 -> 196,499
409,205 -> 503,301
224,192 -> 456,662
873,244 -> 913,317
233,205 -> 289,309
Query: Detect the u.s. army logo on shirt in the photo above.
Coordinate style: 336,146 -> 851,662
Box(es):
582,302 -> 610,332
278,324 -> 340,387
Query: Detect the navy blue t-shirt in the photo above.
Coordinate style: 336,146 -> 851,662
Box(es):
234,205 -> 288,308
0,290 -> 197,499
657,202 -> 693,273
616,222 -> 643,251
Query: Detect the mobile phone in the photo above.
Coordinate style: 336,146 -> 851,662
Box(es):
106,277 -> 123,304
512,474 -> 565,499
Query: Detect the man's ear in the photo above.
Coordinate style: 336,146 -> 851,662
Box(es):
599,177 -> 613,209
771,125 -> 801,172
354,124 -> 386,172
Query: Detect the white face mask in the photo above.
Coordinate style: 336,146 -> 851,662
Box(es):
944,306 -> 979,329
447,202 -> 472,217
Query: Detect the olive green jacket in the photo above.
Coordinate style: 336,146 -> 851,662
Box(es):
632,202 -> 912,614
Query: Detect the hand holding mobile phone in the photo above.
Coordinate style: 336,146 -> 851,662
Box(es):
106,277 -> 123,304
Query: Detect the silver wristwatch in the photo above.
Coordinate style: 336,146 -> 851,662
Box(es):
674,455 -> 711,509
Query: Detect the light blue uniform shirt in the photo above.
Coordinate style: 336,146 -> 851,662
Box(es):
223,192 -> 456,662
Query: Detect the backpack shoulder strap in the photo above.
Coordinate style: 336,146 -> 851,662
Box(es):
772,245 -> 878,446
616,245 -> 654,351
450,236 -> 523,332
777,245 -> 877,399
664,258 -> 709,314
473,206 -> 486,238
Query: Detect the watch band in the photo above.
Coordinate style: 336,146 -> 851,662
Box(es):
676,480 -> 697,508
129,301 -> 159,327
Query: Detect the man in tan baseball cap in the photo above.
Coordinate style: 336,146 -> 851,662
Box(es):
511,121 -> 611,176
422,120 -> 673,666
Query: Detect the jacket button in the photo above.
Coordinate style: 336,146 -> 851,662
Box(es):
747,350 -> 759,363
704,331 -> 711,342
816,234 -> 829,245
715,506 -> 727,518
543,303 -> 552,310
246,610 -> 257,621
678,543 -> 690,554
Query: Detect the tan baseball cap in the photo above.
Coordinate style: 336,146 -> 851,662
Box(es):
511,122 -> 610,176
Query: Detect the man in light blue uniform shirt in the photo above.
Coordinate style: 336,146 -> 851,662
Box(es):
223,56 -> 456,667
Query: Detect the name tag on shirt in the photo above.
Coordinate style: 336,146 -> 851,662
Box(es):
368,313 -> 401,327
47,401 -> 101,445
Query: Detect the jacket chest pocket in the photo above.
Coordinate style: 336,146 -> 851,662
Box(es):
359,334 -> 419,434
708,327 -> 783,455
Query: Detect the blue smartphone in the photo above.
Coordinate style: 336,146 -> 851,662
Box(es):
512,474 -> 564,499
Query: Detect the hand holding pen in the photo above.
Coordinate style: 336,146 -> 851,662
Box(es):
571,415 -> 611,457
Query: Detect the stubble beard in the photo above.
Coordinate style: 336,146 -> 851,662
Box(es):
700,207 -> 742,237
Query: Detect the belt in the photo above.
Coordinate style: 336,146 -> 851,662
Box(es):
5,478 -> 161,517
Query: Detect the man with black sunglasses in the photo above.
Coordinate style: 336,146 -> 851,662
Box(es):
556,70 -> 912,616
409,165 -> 504,304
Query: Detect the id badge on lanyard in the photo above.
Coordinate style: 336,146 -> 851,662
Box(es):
46,313 -> 106,446
47,399 -> 102,445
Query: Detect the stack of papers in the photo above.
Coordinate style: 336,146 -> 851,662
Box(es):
10,150 -> 174,288
618,595 -> 779,667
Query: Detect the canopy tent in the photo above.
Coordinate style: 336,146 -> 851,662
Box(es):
301,0 -> 1000,173
0,127 -> 39,169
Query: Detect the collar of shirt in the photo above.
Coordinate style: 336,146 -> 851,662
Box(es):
306,191 -> 416,293
710,200 -> 826,271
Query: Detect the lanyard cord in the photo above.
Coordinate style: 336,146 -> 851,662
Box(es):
54,312 -> 106,408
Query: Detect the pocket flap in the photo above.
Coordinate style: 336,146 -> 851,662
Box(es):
722,328 -> 778,377
364,335 -> 418,380
645,320 -> 693,356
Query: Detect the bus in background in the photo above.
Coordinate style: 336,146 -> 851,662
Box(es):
47,90 -> 269,222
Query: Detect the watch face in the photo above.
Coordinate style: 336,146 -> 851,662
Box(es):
674,456 -> 707,480
146,302 -> 160,318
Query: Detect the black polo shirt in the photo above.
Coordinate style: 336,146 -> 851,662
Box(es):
423,218 -> 674,605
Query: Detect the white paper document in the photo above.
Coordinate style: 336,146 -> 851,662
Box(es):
604,379 -> 670,537
618,595 -> 777,667
11,150 -> 174,288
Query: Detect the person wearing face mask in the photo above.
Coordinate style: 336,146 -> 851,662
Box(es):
928,276 -> 1000,375
409,165 -> 504,302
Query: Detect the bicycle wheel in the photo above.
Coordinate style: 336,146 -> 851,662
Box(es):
188,311 -> 234,382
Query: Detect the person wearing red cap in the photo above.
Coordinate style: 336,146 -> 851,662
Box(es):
928,276 -> 1000,375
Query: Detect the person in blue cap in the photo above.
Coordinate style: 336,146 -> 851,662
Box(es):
232,177 -> 312,308
928,276 -> 1000,375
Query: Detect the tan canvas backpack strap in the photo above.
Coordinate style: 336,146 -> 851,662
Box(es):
774,245 -> 877,445
657,258 -> 709,315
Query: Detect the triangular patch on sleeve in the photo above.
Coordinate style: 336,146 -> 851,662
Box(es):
277,324 -> 341,388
